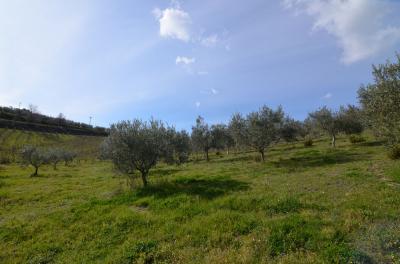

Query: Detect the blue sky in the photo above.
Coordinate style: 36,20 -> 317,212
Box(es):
1,0 -> 400,130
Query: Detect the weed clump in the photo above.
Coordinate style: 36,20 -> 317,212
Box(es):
349,135 -> 366,144
388,145 -> 400,160
304,137 -> 313,147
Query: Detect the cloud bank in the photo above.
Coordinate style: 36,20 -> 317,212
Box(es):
283,0 -> 400,64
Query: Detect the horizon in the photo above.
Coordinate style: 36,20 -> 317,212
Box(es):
2,0 -> 400,130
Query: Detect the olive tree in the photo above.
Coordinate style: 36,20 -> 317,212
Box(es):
191,116 -> 212,161
337,105 -> 364,135
20,146 -> 48,177
211,124 -> 235,154
171,130 -> 192,164
46,148 -> 64,170
309,107 -> 342,147
229,113 -> 248,151
62,150 -> 77,166
358,54 -> 400,146
229,106 -> 284,161
105,119 -> 169,187
280,118 -> 303,143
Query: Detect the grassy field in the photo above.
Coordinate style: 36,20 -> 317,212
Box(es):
1,136 -> 400,263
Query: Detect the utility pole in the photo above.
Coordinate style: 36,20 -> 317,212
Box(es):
89,116 -> 93,126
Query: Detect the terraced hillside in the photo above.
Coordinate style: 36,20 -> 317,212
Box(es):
0,128 -> 105,162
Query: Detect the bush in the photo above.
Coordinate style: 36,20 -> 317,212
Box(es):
304,137 -> 313,147
349,134 -> 366,144
388,145 -> 400,160
0,155 -> 11,165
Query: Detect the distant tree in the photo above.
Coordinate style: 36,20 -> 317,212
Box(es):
280,118 -> 303,143
309,107 -> 342,147
105,119 -> 170,187
302,117 -> 322,139
229,113 -> 248,150
337,105 -> 364,135
28,104 -> 39,114
46,148 -> 64,170
20,146 -> 48,177
246,106 -> 285,161
210,124 -> 235,154
358,54 -> 400,146
62,150 -> 77,166
230,106 -> 284,161
172,130 -> 192,164
191,116 -> 212,161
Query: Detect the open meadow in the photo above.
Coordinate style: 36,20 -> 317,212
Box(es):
1,134 -> 400,263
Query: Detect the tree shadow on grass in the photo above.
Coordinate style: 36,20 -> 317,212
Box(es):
136,177 -> 249,200
272,149 -> 369,169
150,167 -> 181,177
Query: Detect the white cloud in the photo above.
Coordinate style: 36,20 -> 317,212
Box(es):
175,56 -> 195,65
153,7 -> 191,42
201,34 -> 219,47
195,101 -> 201,108
284,0 -> 400,64
323,93 -> 332,99
211,88 -> 219,95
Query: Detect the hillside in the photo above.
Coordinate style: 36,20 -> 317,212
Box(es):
0,128 -> 105,162
0,106 -> 108,136
1,136 -> 400,263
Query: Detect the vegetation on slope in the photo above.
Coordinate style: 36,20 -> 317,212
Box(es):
0,106 -> 107,136
0,128 -> 105,163
1,136 -> 400,263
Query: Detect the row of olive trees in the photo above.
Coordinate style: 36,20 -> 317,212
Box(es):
103,53 -> 400,187
20,146 -> 77,177
103,106 -> 363,187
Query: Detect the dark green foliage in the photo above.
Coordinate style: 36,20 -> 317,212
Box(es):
349,134 -> 366,144
229,106 -> 285,161
267,215 -> 321,256
304,137 -> 313,147
121,240 -> 158,264
267,197 -> 303,214
171,130 -> 192,165
0,106 -> 107,136
191,116 -> 212,161
388,144 -> 400,160
280,118 -> 303,143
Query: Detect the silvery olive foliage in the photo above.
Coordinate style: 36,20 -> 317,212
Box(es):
104,119 -> 190,187
358,54 -> 400,146
191,116 -> 213,161
20,146 -> 48,177
229,106 -> 285,161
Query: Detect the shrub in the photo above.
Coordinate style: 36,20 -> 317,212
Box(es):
388,145 -> 400,160
349,135 -> 366,144
304,137 -> 313,147
0,155 -> 11,165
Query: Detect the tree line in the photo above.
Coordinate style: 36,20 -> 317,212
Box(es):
0,106 -> 108,136
102,53 -> 400,188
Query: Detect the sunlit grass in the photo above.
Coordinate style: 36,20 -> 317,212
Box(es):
1,135 -> 400,263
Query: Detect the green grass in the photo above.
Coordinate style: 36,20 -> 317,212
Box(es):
1,135 -> 400,263
0,128 -> 105,162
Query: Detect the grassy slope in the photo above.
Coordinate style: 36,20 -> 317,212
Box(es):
0,128 -> 105,160
1,136 -> 400,263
